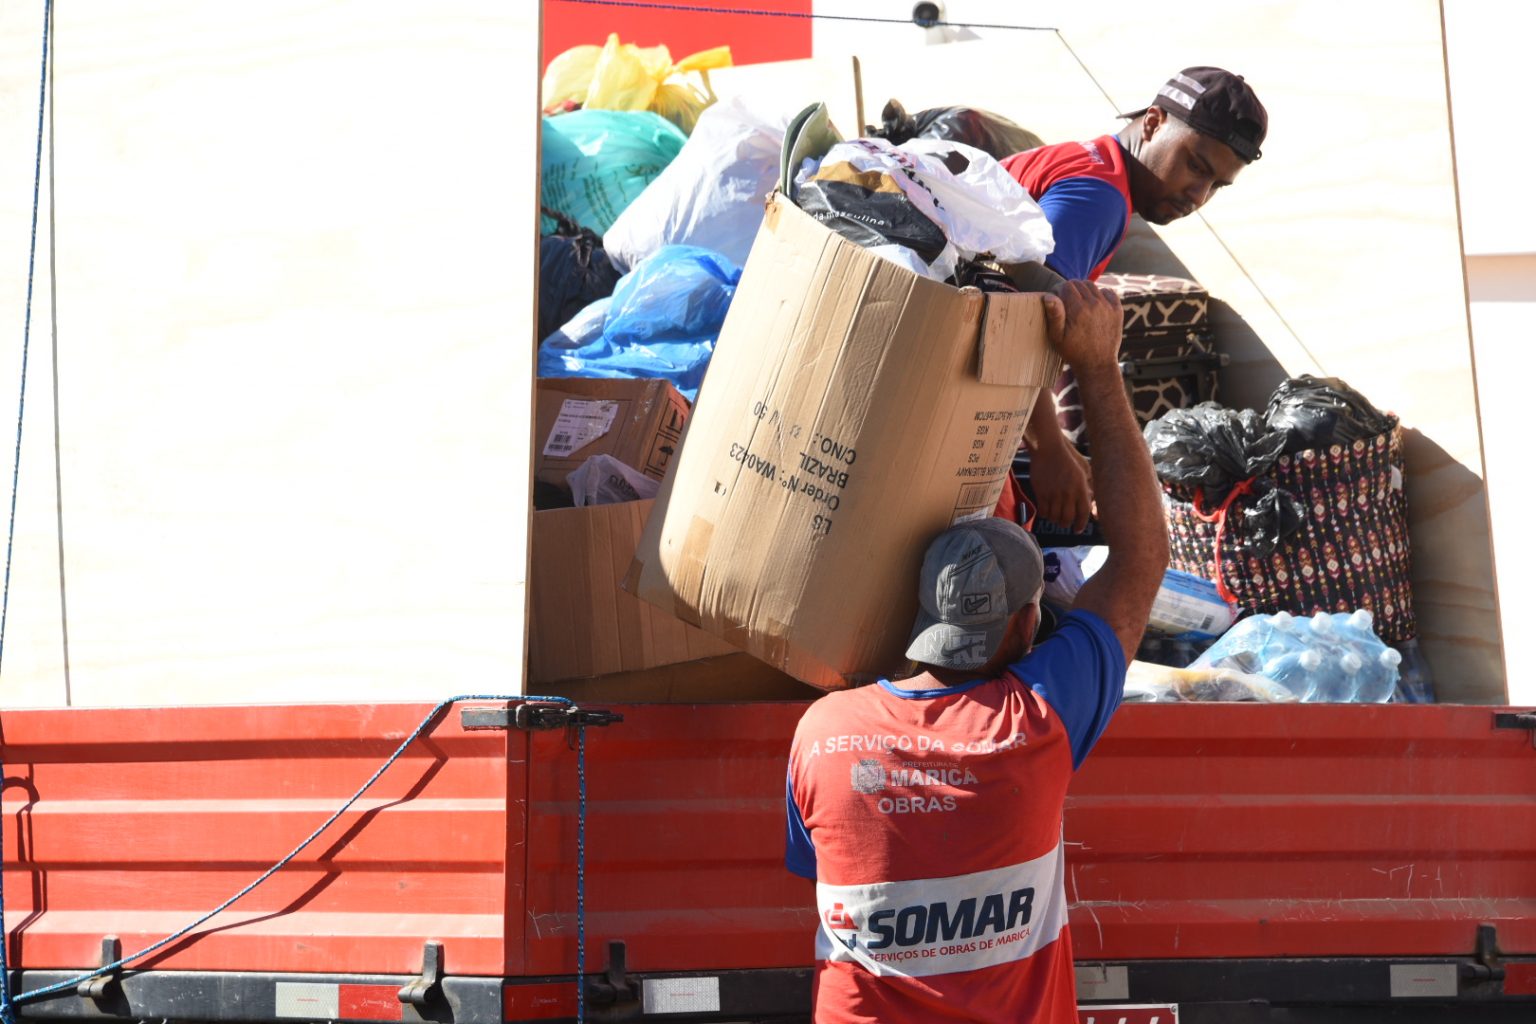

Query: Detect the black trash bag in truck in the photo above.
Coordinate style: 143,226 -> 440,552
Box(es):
866,98 -> 1045,160
538,206 -> 624,343
1145,403 -> 1304,555
1264,374 -> 1395,453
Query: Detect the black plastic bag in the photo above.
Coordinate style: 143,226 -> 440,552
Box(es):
867,99 -> 1045,160
1145,403 -> 1287,501
1145,403 -> 1302,556
539,207 -> 624,343
793,176 -> 950,266
1264,374 -> 1394,452
1235,482 -> 1306,556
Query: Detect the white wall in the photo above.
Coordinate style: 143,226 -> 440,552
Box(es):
1443,2 -> 1536,704
0,2 -> 538,707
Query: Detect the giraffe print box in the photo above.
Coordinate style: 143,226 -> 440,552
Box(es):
1053,273 -> 1219,448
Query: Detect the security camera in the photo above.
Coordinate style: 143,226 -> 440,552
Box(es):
912,3 -> 943,28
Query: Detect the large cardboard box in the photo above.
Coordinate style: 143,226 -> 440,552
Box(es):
627,196 -> 1061,690
529,499 -> 735,684
533,378 -> 689,491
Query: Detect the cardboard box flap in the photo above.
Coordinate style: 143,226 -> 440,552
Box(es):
977,291 -> 1059,387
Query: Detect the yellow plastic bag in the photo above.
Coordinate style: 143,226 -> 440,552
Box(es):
541,44 -> 601,114
651,45 -> 731,134
544,34 -> 733,133
585,34 -> 672,112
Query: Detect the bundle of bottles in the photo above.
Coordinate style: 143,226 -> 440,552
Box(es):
1191,610 -> 1407,703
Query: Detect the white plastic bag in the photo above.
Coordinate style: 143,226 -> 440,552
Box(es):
603,95 -> 791,272
566,453 -> 660,507
795,137 -> 1054,281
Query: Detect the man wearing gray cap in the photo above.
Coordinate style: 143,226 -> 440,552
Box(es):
786,282 -> 1168,1023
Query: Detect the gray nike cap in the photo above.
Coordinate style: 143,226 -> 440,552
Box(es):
905,517 -> 1046,672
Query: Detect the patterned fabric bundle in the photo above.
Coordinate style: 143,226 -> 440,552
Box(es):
1162,424 -> 1417,643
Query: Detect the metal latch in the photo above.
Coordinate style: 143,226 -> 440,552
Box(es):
398,941 -> 444,1007
461,702 -> 623,731
1493,711 -> 1536,749
1460,923 -> 1506,984
77,936 -> 122,1001
586,940 -> 638,1007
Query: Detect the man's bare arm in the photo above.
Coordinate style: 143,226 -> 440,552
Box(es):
1046,282 -> 1168,662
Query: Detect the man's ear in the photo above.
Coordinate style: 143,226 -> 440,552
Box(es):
1018,603 -> 1042,651
1141,105 -> 1167,142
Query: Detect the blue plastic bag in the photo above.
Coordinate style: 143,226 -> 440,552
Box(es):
541,110 -> 687,235
539,245 -> 741,401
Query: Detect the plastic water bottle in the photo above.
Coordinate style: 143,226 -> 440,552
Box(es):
1332,609 -> 1376,644
1354,647 -> 1403,703
1392,638 -> 1437,703
1312,649 -> 1364,702
1262,648 -> 1323,701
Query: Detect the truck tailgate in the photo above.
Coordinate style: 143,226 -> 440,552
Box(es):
2,700 -> 1532,980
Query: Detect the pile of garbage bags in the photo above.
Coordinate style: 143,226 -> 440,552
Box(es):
538,63 -> 1060,396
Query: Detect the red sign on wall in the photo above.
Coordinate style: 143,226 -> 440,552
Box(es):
540,0 -> 814,70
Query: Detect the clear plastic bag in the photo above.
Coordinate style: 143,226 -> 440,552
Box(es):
1191,610 -> 1401,703
567,453 -> 660,507
1123,660 -> 1299,703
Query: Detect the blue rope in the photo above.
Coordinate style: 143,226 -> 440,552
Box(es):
1,3 -> 54,1022
0,695 -> 596,1022
548,0 -> 1056,31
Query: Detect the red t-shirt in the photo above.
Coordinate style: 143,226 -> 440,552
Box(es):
1001,136 -> 1135,282
786,611 -> 1125,1023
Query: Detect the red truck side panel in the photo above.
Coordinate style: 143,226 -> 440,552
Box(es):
522,702 -> 1536,972
2,701 -> 1532,981
0,702 -> 527,975
1067,703 -> 1536,959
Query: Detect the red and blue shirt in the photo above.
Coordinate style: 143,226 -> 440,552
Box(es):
786,610 -> 1125,1023
1002,136 -> 1135,282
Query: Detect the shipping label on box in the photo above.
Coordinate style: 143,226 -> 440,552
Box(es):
542,399 -> 620,458
628,196 -> 1060,690
534,378 -> 689,490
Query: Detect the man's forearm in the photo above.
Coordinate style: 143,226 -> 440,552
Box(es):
1022,389 -> 1064,452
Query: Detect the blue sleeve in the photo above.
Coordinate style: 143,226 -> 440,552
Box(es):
785,774 -> 817,879
1015,610 -> 1126,769
1035,177 -> 1129,281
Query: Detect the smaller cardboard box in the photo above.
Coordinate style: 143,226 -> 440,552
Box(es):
529,499 -> 735,684
534,378 -> 689,490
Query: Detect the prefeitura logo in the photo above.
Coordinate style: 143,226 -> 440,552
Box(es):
850,758 -> 887,794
